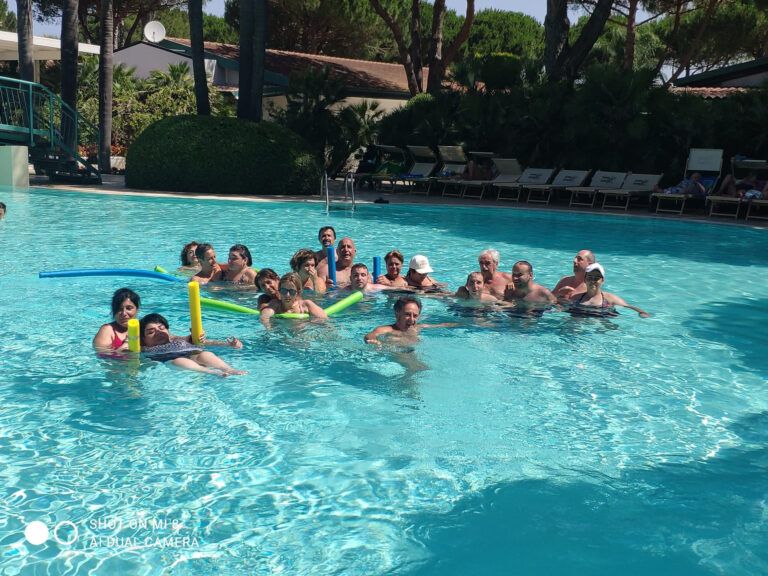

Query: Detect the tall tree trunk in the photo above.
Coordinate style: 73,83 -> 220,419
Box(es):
15,0 -> 34,81
426,0 -> 446,95
61,0 -> 79,109
238,0 -> 255,118
544,0 -> 569,79
249,0 -> 267,122
426,0 -> 475,95
98,0 -> 114,173
623,0 -> 638,71
369,0 -> 420,95
189,0 -> 211,115
409,0 -> 423,93
547,0 -> 614,83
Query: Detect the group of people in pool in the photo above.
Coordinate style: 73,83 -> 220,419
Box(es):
92,229 -> 648,376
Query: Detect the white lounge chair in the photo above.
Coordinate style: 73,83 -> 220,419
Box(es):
524,169 -> 591,205
600,173 -> 663,211
496,167 -> 554,202
567,171 -> 627,208
652,148 -> 722,215
459,158 -> 522,199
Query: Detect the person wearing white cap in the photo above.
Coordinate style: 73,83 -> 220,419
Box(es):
552,249 -> 595,299
568,263 -> 649,317
404,254 -> 444,291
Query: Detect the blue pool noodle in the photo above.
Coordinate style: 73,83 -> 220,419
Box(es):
39,268 -> 185,283
373,256 -> 382,281
327,245 -> 336,287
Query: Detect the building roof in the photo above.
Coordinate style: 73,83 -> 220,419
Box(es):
673,57 -> 768,87
0,30 -> 99,61
163,38 -> 415,98
669,86 -> 750,99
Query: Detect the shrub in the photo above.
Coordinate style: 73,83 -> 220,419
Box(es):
125,115 -> 322,195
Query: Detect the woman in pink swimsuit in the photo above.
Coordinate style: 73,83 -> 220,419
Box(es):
92,288 -> 141,351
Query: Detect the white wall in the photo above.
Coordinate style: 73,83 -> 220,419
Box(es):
114,43 -> 214,82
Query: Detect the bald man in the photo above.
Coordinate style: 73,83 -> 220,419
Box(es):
317,236 -> 356,288
552,249 -> 595,299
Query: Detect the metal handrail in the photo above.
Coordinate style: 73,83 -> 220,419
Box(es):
0,75 -> 101,181
322,172 -> 356,211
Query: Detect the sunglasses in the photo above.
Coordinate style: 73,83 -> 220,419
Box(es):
585,275 -> 603,282
279,287 -> 297,296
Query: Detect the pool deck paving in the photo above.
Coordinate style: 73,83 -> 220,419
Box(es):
29,174 -> 768,229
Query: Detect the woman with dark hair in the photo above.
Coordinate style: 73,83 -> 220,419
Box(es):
191,243 -> 226,285
290,248 -> 326,294
256,268 -> 281,310
221,244 -> 257,285
179,241 -> 201,273
92,288 -> 141,351
140,313 -> 244,376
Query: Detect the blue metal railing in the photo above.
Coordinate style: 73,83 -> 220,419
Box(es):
0,75 -> 101,181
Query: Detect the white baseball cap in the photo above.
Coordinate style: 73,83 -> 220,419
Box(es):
585,263 -> 605,278
408,254 -> 433,274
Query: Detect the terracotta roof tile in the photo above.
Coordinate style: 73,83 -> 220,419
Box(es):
167,38 -> 417,96
669,86 -> 750,99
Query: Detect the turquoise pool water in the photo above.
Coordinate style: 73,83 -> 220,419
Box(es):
0,187 -> 767,575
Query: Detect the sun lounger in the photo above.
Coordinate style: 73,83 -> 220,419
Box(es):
652,148 -> 723,215
706,195 -> 742,219
746,198 -> 768,221
369,145 -> 409,191
457,158 -> 522,199
436,146 -> 469,197
395,145 -> 439,194
600,173 -> 663,210
524,169 -> 591,205
567,171 -> 627,208
496,167 -> 554,202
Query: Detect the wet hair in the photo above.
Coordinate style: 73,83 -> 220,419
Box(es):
229,243 -> 253,266
180,241 -> 200,266
394,296 -> 422,314
479,249 -> 500,265
0,202 -> 6,211
290,248 -> 317,272
466,271 -> 483,283
351,263 -> 369,274
111,288 -> 140,316
384,249 -> 404,264
514,260 -> 533,275
318,226 -> 336,241
139,313 -> 169,343
256,268 -> 279,291
279,272 -> 303,295
194,243 -> 214,261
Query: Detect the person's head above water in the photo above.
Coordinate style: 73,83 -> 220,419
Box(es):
111,288 -> 141,326
0,202 -> 6,219
290,248 -> 317,275
465,271 -> 484,295
408,254 -> 433,275
180,241 -> 200,266
229,244 -> 253,267
139,313 -> 171,346
584,262 -> 605,287
278,272 -> 303,306
573,249 -> 595,275
194,243 -> 216,270
256,268 -> 280,295
318,226 -> 336,248
350,263 -> 370,290
511,260 -> 534,287
393,296 -> 422,329
337,237 -> 356,264
478,249 -> 500,274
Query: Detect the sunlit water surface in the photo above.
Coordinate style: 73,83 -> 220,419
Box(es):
0,187 -> 767,575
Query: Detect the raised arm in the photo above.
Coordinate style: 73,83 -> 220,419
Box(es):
605,292 -> 650,318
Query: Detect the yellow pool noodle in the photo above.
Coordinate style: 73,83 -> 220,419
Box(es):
188,281 -> 204,344
127,318 -> 141,352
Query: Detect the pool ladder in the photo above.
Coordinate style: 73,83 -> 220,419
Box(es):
322,172 -> 356,212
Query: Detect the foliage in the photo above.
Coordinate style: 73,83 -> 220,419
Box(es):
126,115 -> 322,194
0,0 -> 16,31
145,8 -> 239,44
463,9 -> 544,62
225,0 -> 397,61
375,64 -> 768,185
75,56 -> 232,154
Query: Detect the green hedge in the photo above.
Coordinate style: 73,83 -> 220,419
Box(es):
125,115 -> 322,195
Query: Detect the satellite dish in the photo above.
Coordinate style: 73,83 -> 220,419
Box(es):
143,21 -> 166,43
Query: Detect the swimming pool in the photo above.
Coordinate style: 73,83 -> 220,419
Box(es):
1,186 -> 767,575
